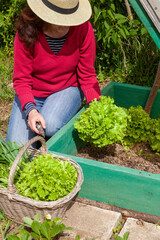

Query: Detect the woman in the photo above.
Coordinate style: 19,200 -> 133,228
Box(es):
6,0 -> 101,146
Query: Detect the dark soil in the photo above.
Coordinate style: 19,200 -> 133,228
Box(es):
76,142 -> 160,174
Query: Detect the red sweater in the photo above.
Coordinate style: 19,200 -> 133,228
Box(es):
13,21 -> 101,110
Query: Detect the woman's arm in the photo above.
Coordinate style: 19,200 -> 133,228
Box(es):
13,33 -> 36,110
77,22 -> 101,104
13,33 -> 46,133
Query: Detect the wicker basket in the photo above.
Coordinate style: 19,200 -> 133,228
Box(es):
0,136 -> 84,224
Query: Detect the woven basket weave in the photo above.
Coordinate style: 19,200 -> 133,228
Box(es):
0,136 -> 84,224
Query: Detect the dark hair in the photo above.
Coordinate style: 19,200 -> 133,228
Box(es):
16,4 -> 44,48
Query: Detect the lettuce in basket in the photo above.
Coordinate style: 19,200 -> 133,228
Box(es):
15,154 -> 78,201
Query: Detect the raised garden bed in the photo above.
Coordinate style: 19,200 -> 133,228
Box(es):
47,82 -> 160,217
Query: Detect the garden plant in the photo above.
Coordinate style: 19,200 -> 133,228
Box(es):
15,154 -> 78,201
74,96 -> 160,153
1,213 -> 72,240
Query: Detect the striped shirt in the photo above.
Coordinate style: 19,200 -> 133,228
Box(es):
45,33 -> 68,55
24,34 -> 67,117
24,102 -> 36,117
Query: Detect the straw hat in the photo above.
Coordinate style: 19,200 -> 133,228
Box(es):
27,0 -> 92,26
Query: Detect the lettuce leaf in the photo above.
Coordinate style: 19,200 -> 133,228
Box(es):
15,154 -> 77,201
74,96 -> 128,147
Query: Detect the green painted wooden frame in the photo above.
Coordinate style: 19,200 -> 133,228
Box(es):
49,151 -> 160,217
128,0 -> 160,50
47,82 -> 160,216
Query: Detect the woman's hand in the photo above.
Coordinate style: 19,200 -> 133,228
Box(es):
28,109 -> 46,134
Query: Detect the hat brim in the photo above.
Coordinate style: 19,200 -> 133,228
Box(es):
27,0 -> 92,26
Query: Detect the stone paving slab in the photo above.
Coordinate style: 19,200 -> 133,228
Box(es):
119,218 -> 160,240
60,201 -> 122,240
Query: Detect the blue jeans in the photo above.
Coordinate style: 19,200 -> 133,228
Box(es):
6,87 -> 84,146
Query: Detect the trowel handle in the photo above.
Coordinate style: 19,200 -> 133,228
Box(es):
36,122 -> 45,137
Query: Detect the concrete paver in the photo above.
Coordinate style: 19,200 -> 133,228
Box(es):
119,218 -> 160,240
60,201 -> 122,240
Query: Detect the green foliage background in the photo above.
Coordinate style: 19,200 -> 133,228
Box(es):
89,0 -> 160,86
0,0 -> 26,100
0,0 -> 26,53
0,0 -> 160,100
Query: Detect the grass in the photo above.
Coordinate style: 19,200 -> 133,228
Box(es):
0,49 -> 14,139
0,49 -> 14,101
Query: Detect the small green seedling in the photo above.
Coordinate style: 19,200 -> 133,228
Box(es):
0,220 -> 23,240
75,236 -> 98,240
138,149 -> 144,156
0,209 -> 23,240
113,219 -> 125,234
7,214 -> 72,240
114,232 -> 130,240
0,208 -> 6,222
75,236 -> 81,240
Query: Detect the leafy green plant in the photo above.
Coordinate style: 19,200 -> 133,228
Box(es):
113,219 -> 125,234
89,0 -> 160,87
123,105 -> 152,146
0,164 -> 10,188
75,235 -> 81,240
0,136 -> 31,188
0,136 -> 24,165
74,97 -> 160,153
123,106 -> 160,152
7,214 -> 72,240
0,211 -> 23,240
114,232 -> 130,240
138,149 -> 144,156
148,118 -> 160,152
0,0 -> 25,54
1,221 -> 23,240
0,1 -> 25,101
15,154 -> 78,201
74,96 -> 128,147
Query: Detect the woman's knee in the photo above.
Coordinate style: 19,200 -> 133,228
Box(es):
45,117 -> 63,137
40,87 -> 84,137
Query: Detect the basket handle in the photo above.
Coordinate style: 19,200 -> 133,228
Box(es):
7,136 -> 49,193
